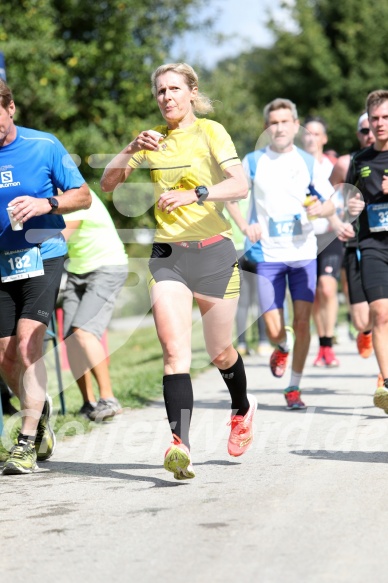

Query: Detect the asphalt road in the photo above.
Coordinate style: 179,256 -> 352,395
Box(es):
1,326 -> 387,583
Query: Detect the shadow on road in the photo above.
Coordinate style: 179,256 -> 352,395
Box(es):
41,458 -> 240,487
290,449 -> 388,463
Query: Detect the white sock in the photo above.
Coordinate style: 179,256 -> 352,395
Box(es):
278,339 -> 289,352
289,370 -> 302,388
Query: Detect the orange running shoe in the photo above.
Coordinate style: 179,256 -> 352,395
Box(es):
164,434 -> 195,480
270,348 -> 289,378
227,394 -> 257,457
356,331 -> 373,359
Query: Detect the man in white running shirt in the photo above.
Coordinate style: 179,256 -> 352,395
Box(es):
226,98 -> 336,409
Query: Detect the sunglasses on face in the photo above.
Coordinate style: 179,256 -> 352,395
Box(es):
359,127 -> 371,135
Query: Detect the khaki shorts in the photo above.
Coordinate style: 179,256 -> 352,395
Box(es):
63,265 -> 128,340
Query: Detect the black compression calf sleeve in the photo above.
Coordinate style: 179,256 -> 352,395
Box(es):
218,353 -> 249,417
163,373 -> 193,448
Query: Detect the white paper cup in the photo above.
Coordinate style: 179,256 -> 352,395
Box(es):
6,206 -> 23,231
147,130 -> 165,141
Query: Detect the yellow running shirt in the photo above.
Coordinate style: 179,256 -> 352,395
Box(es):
128,118 -> 240,242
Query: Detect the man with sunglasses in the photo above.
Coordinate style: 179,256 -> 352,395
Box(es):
347,91 -> 388,412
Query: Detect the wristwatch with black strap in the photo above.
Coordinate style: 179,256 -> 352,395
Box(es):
47,197 -> 59,214
195,185 -> 209,206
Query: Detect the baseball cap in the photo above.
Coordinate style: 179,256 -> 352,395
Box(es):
357,112 -> 368,131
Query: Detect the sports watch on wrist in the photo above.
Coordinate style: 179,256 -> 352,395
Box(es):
47,197 -> 59,214
195,185 -> 209,206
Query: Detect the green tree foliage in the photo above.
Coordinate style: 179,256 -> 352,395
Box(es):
236,0 -> 388,154
201,53 -> 264,159
0,0 -> 207,229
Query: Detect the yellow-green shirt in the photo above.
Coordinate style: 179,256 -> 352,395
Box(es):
128,118 -> 240,242
65,190 -> 128,274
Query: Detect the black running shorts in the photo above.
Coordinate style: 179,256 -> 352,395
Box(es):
0,255 -> 65,338
148,237 -> 240,299
343,247 -> 367,305
317,236 -> 343,281
360,247 -> 388,303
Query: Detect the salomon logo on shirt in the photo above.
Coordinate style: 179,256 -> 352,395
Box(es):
0,170 -> 20,188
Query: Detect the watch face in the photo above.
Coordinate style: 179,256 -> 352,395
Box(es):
195,185 -> 209,206
49,197 -> 58,210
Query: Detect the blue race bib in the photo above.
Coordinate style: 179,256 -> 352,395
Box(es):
0,247 -> 44,283
268,214 -> 302,238
367,203 -> 388,232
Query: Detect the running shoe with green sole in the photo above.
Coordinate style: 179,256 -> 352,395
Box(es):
2,442 -> 38,475
164,434 -> 195,480
373,380 -> 388,413
35,396 -> 56,461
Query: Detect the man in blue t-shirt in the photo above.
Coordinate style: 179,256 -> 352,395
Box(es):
0,79 -> 91,475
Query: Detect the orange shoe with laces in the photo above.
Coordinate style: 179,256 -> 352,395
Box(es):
164,434 -> 195,480
227,394 -> 257,457
356,331 -> 373,359
270,348 -> 289,378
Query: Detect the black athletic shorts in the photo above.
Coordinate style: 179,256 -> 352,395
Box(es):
360,247 -> 388,303
148,237 -> 240,299
239,255 -> 257,275
0,255 -> 65,338
317,236 -> 343,280
343,247 -> 366,305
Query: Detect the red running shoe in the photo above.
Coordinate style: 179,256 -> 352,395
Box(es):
227,394 -> 257,457
313,346 -> 326,367
356,331 -> 373,359
323,346 -> 340,367
284,387 -> 306,410
270,348 -> 289,378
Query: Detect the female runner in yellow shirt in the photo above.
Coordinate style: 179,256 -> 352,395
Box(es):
101,63 -> 257,480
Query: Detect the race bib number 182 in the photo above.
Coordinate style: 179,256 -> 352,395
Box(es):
0,247 -> 44,282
